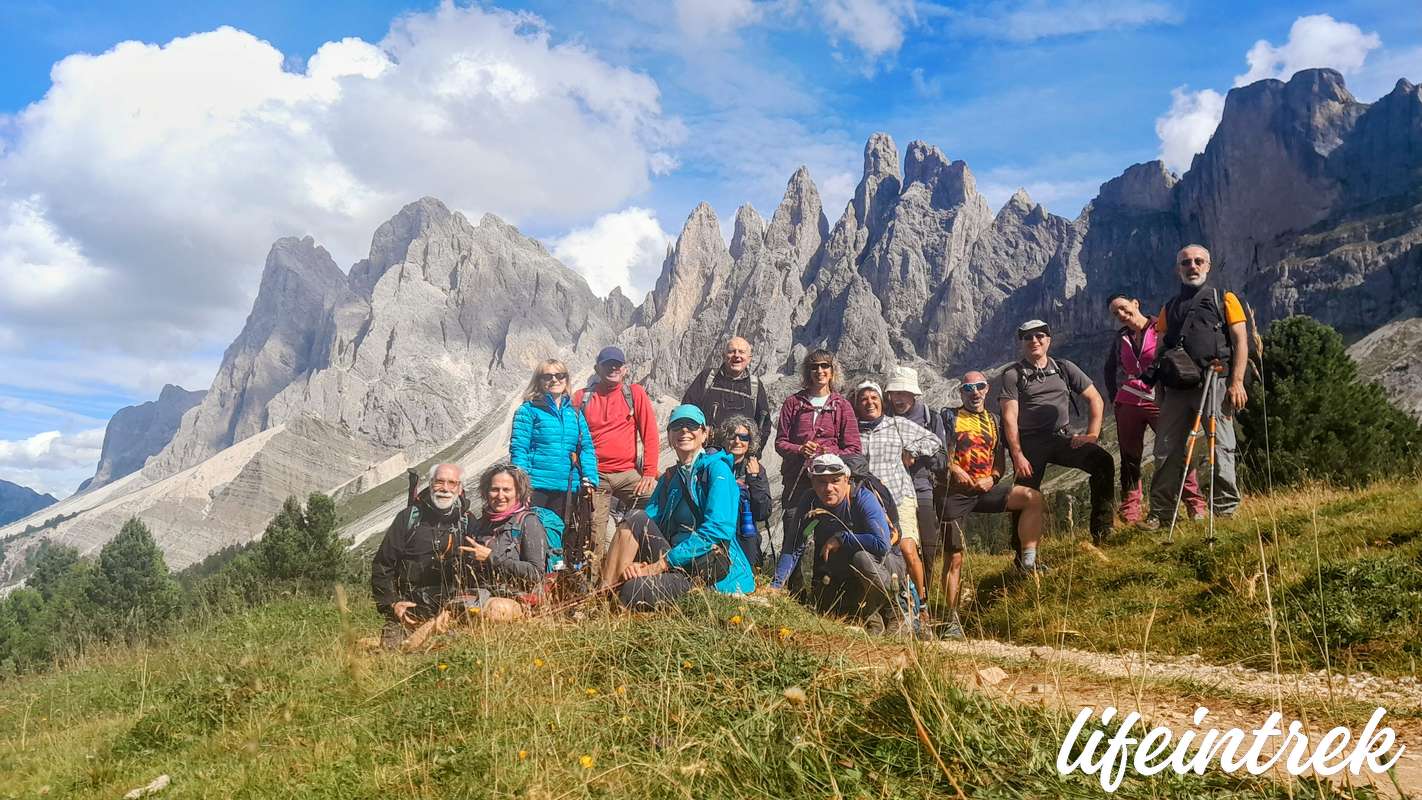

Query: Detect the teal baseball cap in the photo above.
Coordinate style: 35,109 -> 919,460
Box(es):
667,403 -> 706,427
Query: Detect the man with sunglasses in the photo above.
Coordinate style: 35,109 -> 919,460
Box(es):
1000,320 -> 1114,561
800,453 -> 908,634
1144,244 -> 1249,527
939,372 -> 1045,635
573,346 -> 660,565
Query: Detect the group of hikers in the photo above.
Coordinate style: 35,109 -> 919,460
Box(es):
372,243 -> 1250,643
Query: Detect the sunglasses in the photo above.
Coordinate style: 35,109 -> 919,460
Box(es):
810,363 -> 833,372
731,432 -> 753,443
959,381 -> 989,392
540,372 -> 568,381
809,463 -> 848,476
668,420 -> 702,433
1179,256 -> 1208,266
1019,331 -> 1049,341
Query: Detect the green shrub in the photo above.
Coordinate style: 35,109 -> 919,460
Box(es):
1238,315 -> 1422,490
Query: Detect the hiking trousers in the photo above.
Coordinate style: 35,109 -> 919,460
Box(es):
1114,401 -> 1203,523
1012,430 -> 1116,547
591,469 -> 645,558
1150,375 -> 1239,519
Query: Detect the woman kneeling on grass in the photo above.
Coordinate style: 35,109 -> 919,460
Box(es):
457,464 -> 548,621
597,404 -> 755,610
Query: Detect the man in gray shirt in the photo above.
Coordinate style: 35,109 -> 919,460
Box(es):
999,320 -> 1116,565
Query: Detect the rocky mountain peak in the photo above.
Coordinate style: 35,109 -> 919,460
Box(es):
853,133 -> 902,236
903,141 -> 979,210
82,384 -> 206,491
730,204 -> 765,261
348,197 -> 454,298
1096,161 -> 1177,213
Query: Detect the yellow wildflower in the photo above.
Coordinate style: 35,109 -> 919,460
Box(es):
585,687 -> 599,697
437,663 -> 448,672
729,615 -> 742,625
682,660 -> 693,669
779,627 -> 792,640
580,755 -> 595,769
518,750 -> 528,760
533,658 -> 545,668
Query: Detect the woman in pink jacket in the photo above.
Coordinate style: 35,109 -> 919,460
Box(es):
1105,295 -> 1204,525
770,349 -> 862,589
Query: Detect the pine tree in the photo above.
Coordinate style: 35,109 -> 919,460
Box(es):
26,542 -> 81,601
253,493 -> 347,586
1238,316 -> 1422,489
87,518 -> 181,639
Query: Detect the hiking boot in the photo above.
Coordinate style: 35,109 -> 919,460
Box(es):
1190,510 -> 1207,522
862,610 -> 886,636
1138,516 -> 1163,532
1014,558 -> 1050,576
939,612 -> 966,641
380,620 -> 407,651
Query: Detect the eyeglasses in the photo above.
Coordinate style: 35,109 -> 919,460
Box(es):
1019,332 -> 1049,341
1179,256 -> 1208,266
668,420 -> 702,433
601,361 -> 627,371
731,432 -> 753,443
540,372 -> 567,382
959,381 -> 989,392
810,363 -> 833,372
809,463 -> 848,476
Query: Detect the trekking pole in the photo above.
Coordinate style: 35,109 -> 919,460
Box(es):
1203,361 -> 1225,548
1167,375 -> 1214,544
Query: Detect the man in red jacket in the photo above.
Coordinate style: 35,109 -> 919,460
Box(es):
573,346 -> 661,561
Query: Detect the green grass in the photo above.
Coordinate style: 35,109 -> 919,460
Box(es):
960,479 -> 1422,678
0,592 -> 1383,799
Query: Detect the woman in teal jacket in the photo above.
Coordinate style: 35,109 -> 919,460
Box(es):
509,359 -> 598,534
596,404 -> 755,610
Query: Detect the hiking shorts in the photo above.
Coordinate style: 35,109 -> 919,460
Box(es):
618,511 -> 730,610
895,496 -> 920,545
939,482 -> 1013,524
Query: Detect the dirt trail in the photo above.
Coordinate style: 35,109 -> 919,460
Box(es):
924,635 -> 1422,796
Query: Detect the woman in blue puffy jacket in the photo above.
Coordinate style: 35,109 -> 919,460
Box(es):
509,359 -> 598,529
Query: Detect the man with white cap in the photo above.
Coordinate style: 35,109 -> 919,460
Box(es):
853,379 -> 943,607
799,452 -> 910,634
999,319 -> 1115,565
883,366 -> 949,592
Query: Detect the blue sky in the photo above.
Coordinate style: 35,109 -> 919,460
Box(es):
2,0 -> 1420,496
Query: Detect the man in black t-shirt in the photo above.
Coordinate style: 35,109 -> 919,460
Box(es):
999,320 -> 1116,560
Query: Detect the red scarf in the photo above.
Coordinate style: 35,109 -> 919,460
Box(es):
487,501 -> 529,524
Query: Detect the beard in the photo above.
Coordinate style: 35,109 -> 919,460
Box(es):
1182,273 -> 1206,287
431,491 -> 459,510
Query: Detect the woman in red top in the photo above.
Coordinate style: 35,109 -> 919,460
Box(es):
770,349 -> 862,589
1105,295 -> 1204,524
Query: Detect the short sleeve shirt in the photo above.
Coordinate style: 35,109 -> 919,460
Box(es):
953,410 -> 999,483
999,358 -> 1092,436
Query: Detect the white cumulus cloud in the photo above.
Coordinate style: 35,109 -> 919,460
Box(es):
1235,14 -> 1381,86
0,428 -> 105,499
0,4 -> 681,391
675,0 -> 763,39
551,208 -> 674,298
819,0 -> 915,61
1154,87 -> 1226,174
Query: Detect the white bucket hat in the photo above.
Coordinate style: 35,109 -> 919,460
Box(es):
884,366 -> 922,396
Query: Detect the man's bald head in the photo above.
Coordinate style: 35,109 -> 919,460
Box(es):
723,336 -> 752,375
959,370 -> 989,412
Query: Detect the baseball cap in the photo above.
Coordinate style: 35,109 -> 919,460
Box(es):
809,453 -> 850,476
1017,319 -> 1050,338
884,366 -> 921,395
596,346 -> 627,365
667,403 -> 706,427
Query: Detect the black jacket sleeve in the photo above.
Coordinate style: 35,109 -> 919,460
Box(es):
370,516 -> 406,618
681,368 -> 709,409
1104,332 -> 1120,402
754,378 -> 773,458
746,468 -> 772,522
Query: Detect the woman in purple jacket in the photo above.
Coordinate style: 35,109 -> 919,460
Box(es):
770,349 -> 862,589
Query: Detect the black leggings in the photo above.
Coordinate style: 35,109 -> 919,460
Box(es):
617,512 -> 730,611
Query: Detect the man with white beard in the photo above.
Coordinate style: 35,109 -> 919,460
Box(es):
1145,244 -> 1250,527
371,463 -> 471,648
